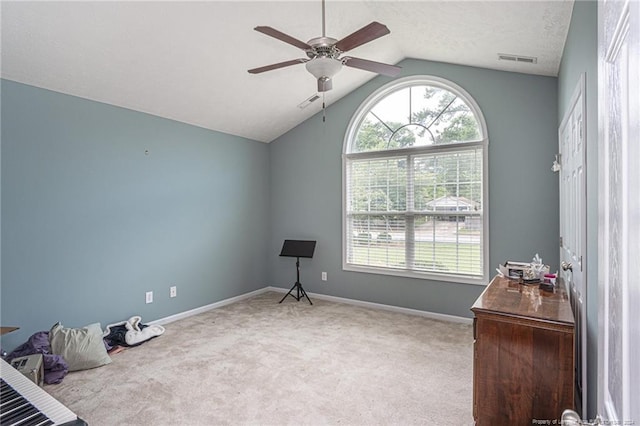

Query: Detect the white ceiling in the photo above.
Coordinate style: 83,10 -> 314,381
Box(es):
1,1 -> 574,143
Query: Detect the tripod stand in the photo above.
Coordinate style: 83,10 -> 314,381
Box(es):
278,239 -> 316,305
279,256 -> 313,305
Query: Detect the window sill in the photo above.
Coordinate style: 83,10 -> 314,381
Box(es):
342,263 -> 488,285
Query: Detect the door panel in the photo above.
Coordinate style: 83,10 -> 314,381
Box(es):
559,74 -> 587,416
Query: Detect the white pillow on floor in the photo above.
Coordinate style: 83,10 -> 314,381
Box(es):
49,322 -> 112,371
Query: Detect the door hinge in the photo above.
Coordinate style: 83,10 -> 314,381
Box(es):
560,236 -> 563,248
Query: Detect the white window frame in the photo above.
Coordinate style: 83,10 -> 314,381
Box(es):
342,76 -> 489,285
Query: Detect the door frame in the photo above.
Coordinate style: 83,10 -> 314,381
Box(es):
597,0 -> 639,422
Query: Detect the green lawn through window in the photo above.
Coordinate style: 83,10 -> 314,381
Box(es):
350,241 -> 481,275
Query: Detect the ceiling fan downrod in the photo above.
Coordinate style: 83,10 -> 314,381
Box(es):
321,0 -> 326,38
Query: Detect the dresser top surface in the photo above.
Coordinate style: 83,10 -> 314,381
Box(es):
471,275 -> 574,325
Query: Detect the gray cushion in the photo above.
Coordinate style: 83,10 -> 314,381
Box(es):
49,322 -> 111,371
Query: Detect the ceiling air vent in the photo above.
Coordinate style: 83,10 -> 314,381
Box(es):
498,53 -> 538,64
297,94 -> 321,109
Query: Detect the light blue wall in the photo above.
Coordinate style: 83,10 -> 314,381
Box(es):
0,79 -> 270,351
557,0 -> 598,417
1,57 -> 563,350
269,58 -> 559,318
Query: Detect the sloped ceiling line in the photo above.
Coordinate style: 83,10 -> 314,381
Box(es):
0,1 -> 574,143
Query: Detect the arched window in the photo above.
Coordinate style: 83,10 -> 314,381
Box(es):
343,76 -> 488,283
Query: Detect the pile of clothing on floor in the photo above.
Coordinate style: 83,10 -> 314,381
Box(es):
102,316 -> 165,353
4,316 -> 165,384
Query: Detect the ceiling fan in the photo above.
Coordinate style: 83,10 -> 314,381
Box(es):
248,0 -> 401,92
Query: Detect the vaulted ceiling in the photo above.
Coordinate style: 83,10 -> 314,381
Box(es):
1,1 -> 574,143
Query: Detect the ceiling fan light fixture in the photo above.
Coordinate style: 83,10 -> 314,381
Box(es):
305,57 -> 342,80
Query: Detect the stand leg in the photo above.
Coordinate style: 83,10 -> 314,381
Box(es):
279,284 -> 296,303
299,284 -> 313,305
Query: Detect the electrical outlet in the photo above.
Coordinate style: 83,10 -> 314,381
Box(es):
170,286 -> 177,298
145,291 -> 153,304
321,272 -> 327,281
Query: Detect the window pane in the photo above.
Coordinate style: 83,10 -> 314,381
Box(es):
370,88 -> 410,125
347,214 -> 406,269
429,97 -> 481,144
410,86 -> 481,145
413,149 -> 483,212
414,215 -> 483,275
354,114 -> 395,152
347,157 -> 406,212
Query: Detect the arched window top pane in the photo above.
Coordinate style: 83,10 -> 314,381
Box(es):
347,77 -> 486,154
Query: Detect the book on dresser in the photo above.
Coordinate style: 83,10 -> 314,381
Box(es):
471,275 -> 575,425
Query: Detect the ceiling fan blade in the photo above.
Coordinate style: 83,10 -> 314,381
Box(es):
254,26 -> 312,51
248,58 -> 308,74
343,57 -> 401,77
334,22 -> 390,52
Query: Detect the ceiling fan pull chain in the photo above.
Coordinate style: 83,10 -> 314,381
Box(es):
322,93 -> 326,122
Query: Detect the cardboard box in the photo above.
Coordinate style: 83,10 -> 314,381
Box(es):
10,354 -> 44,387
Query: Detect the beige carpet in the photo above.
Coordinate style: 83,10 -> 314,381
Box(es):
45,291 -> 474,425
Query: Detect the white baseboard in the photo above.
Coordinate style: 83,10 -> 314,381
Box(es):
266,286 -> 473,324
149,285 -> 472,326
148,287 -> 271,326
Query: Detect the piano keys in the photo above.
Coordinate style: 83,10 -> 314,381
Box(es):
0,358 -> 86,426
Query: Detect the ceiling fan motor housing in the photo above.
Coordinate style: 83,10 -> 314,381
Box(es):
306,37 -> 340,58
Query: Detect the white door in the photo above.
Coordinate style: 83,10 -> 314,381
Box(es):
559,73 -> 587,417
598,0 -> 640,423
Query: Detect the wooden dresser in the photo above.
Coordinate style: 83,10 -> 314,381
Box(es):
471,275 -> 575,425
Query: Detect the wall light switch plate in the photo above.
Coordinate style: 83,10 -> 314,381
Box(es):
170,286 -> 177,298
145,291 -> 153,304
321,272 -> 327,281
